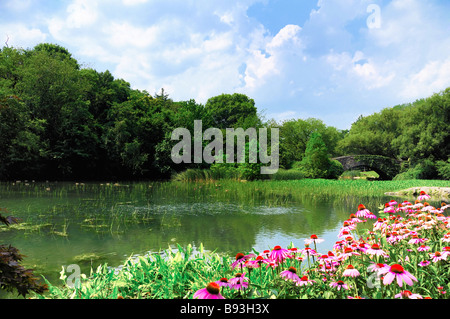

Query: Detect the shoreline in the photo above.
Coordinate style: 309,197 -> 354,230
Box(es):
385,186 -> 450,199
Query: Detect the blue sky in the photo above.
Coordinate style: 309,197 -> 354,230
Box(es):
1,0 -> 450,129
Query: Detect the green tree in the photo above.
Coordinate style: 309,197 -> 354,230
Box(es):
279,118 -> 343,169
296,132 -> 333,179
15,46 -> 98,178
205,93 -> 260,129
337,107 -> 403,158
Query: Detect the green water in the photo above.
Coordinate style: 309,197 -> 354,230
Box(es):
0,180 -> 437,298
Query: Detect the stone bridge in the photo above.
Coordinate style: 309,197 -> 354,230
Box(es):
332,155 -> 401,180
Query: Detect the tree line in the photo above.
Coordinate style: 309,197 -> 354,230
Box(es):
0,43 -> 448,181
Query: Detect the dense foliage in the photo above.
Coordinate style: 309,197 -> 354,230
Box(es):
0,43 -> 448,180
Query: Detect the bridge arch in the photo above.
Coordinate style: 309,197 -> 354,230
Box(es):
332,155 -> 401,180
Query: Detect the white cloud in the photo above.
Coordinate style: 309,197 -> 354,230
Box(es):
399,59 -> 450,100
66,0 -> 99,28
0,24 -> 47,48
2,0 -> 449,130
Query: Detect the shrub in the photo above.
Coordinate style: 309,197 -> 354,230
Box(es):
436,159 -> 450,180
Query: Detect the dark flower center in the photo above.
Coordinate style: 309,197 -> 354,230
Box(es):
206,282 -> 220,295
390,264 -> 404,274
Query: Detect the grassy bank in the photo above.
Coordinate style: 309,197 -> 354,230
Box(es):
166,179 -> 450,201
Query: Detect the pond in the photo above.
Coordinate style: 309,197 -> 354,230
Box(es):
0,180 -> 435,298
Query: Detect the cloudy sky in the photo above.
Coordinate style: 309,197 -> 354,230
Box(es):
1,0 -> 449,129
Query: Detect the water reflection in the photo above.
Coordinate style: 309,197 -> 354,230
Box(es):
0,181 -> 441,293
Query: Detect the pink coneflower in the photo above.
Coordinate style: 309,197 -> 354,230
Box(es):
413,200 -> 424,209
296,275 -> 316,286
355,242 -> 370,253
395,290 -> 423,299
305,234 -> 325,245
418,191 -> 431,201
246,255 -> 268,268
418,260 -> 430,267
417,245 -> 430,252
215,277 -> 231,288
231,252 -> 256,269
356,204 -> 376,219
330,280 -> 350,291
366,243 -> 389,258
441,233 -> 450,243
367,262 -> 389,274
442,246 -> 450,258
408,235 -> 428,245
379,264 -> 418,287
280,267 -> 300,282
373,218 -> 386,231
269,245 -> 292,263
299,247 -> 317,258
348,213 -> 365,223
343,264 -> 360,278
383,203 -> 395,214
338,221 -> 356,237
338,230 -> 353,239
338,247 -> 360,261
429,251 -> 447,263
229,273 -> 249,291
288,247 -> 298,256
388,200 -> 397,206
194,282 -> 225,299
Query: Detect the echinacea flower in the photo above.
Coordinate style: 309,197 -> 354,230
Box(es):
417,245 -> 430,252
215,278 -> 231,288
429,251 -> 447,263
382,202 -> 395,213
296,275 -> 316,286
418,191 -> 431,201
330,280 -> 350,290
304,234 -> 325,245
194,282 -> 225,299
269,245 -> 292,263
231,252 -> 256,269
408,235 -> 428,245
395,290 -> 423,299
246,255 -> 268,268
343,264 -> 360,278
367,262 -> 389,274
388,200 -> 397,206
441,233 -> 450,243
366,244 -> 389,258
229,273 -> 249,291
356,204 -> 376,219
418,260 -> 430,267
379,264 -> 418,287
348,213 -> 365,223
280,267 -> 300,282
442,246 -> 450,258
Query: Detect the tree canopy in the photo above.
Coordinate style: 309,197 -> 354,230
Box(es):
0,43 -> 448,180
